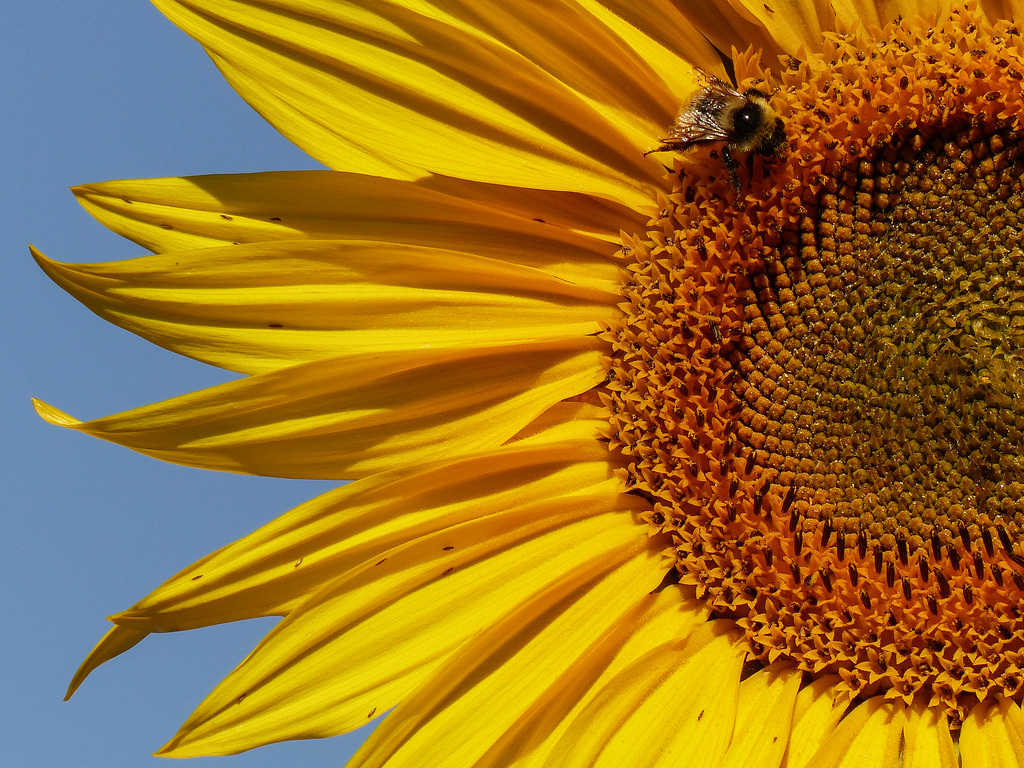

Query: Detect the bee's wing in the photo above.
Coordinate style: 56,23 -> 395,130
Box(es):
664,74 -> 742,145
665,110 -> 733,145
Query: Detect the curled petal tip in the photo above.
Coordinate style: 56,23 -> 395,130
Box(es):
32,398 -> 80,427
28,243 -> 47,264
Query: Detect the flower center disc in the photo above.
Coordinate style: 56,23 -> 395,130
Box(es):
605,7 -> 1024,720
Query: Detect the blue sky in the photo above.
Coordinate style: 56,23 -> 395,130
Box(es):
4,2 -> 376,764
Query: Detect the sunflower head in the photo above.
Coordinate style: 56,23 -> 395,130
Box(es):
39,0 -> 1024,764
606,4 -> 1024,726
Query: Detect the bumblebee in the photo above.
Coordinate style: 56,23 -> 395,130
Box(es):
646,72 -> 786,192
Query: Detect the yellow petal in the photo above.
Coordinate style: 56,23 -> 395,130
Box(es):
160,515 -> 655,757
803,697 -> 905,768
65,625 -> 149,699
579,0 -> 726,75
544,619 -> 746,768
903,700 -> 958,768
71,172 -> 642,274
150,0 -> 686,210
34,240 -> 617,374
340,547 -> 670,768
779,675 -> 848,768
995,2 -> 1024,28
509,401 -> 610,446
112,435 -> 624,631
33,337 -> 604,479
477,588 -> 711,768
672,0 -> 833,65
719,664 -> 802,768
66,428 -> 618,694
961,699 -> 1024,768
832,0 -> 947,32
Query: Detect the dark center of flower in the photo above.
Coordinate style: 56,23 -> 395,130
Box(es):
603,6 -> 1024,723
800,122 -> 1024,552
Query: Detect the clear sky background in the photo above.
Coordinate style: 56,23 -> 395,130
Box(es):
4,2 -> 377,765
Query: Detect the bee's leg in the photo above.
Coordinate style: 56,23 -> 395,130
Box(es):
722,146 -> 741,192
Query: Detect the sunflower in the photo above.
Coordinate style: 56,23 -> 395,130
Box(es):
36,0 -> 1024,764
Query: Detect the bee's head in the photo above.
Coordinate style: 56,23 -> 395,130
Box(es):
730,100 -> 768,148
729,93 -> 785,157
